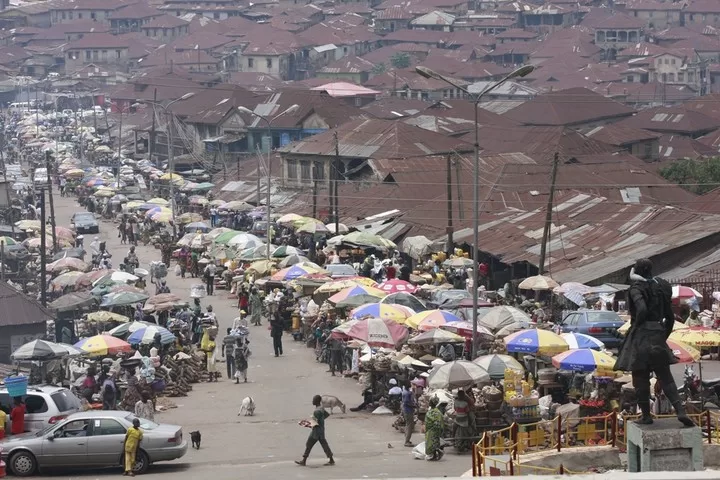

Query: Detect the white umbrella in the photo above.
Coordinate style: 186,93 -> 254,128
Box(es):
326,223 -> 349,234
227,233 -> 264,249
562,332 -> 605,350
478,306 -> 531,334
427,360 -> 490,389
473,354 -> 524,379
518,275 -> 559,291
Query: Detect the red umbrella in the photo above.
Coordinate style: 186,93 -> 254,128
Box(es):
379,279 -> 417,294
440,321 -> 495,339
347,317 -> 409,348
672,285 -> 702,299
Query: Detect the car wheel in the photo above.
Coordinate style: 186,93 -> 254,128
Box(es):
133,450 -> 150,474
10,451 -> 37,477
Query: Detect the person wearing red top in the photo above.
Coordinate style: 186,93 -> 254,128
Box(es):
385,264 -> 396,280
10,397 -> 25,435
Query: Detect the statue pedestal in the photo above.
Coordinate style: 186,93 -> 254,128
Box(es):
627,418 -> 704,472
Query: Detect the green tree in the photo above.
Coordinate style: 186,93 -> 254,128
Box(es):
390,52 -> 411,70
371,63 -> 387,75
659,157 -> 720,195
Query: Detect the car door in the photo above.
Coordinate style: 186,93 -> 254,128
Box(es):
40,419 -> 90,466
24,393 -> 49,432
562,313 -> 578,332
86,417 -> 127,466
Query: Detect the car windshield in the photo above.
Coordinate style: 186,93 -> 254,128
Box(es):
586,311 -> 621,322
51,390 -> 81,412
124,414 -> 159,430
74,214 -> 94,221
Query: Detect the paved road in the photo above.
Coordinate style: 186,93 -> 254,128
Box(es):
33,193 -> 468,479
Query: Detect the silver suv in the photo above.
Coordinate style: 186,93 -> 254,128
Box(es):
0,386 -> 81,432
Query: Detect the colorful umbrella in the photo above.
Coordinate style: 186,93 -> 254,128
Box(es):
147,197 -> 169,206
350,303 -> 413,323
336,294 -> 386,309
272,245 -> 304,258
177,212 -> 204,224
478,306 -> 531,334
518,275 -> 559,291
219,200 -> 253,212
100,290 -> 150,307
50,271 -> 84,291
440,321 -> 494,339
331,319 -> 360,339
618,319 -> 689,335
76,270 -> 115,289
504,329 -> 569,355
237,245 -> 273,261
670,327 -> 720,347
378,279 -> 417,294
328,285 -> 387,304
159,172 -> 184,184
406,309 -> 462,330
86,178 -> 106,187
87,311 -> 130,323
427,360 -> 490,389
342,231 -> 396,249
473,354 -> 525,379
408,329 -> 465,345
346,317 -> 409,347
47,257 -> 89,273
551,348 -> 616,373
561,332 -> 605,350
380,292 -> 427,312
207,227 -> 235,240
297,221 -> 330,235
277,213 -> 304,226
227,233 -> 264,249
12,339 -> 73,361
443,257 -> 473,268
127,325 -> 176,345
74,334 -> 132,357
177,232 -> 211,249
109,320 -> 154,338
672,286 -> 702,299
184,222 -> 210,232
271,264 -> 327,281
667,339 -> 701,363
278,254 -> 311,268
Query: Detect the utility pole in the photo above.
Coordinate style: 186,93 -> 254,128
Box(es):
256,152 -> 261,204
45,151 -> 57,252
446,154 -> 454,257
39,188 -> 47,307
456,157 -> 464,221
311,179 -> 317,219
148,88 -> 157,164
538,153 -> 560,275
333,131 -> 340,233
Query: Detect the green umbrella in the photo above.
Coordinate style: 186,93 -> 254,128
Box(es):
213,230 -> 242,245
342,231 -> 396,249
100,290 -> 149,307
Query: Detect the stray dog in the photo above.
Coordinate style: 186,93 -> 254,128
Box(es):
321,395 -> 346,414
190,431 -> 201,449
238,396 -> 256,416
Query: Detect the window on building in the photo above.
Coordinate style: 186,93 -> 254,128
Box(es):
678,72 -> 684,82
61,11 -> 66,19
689,71 -> 695,81
69,11 -> 73,19
286,159 -> 298,180
91,12 -> 96,19
671,58 -> 676,64
668,72 -> 675,81
116,49 -> 122,59
313,161 -> 324,181
248,58 -> 254,68
85,50 -> 91,60
300,160 -> 311,181
355,97 -> 362,107
266,58 -> 272,69
644,141 -> 652,159
664,58 -> 669,64
214,12 -> 220,19
93,50 -> 99,61
78,12 -> 83,18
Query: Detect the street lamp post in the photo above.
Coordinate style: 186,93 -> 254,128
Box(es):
138,92 -> 195,234
415,65 -> 534,359
237,104 -> 300,259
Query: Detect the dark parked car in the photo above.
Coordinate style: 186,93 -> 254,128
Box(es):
70,212 -> 99,234
560,310 -> 626,348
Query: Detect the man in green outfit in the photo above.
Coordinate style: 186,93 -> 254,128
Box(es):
295,394 -> 335,466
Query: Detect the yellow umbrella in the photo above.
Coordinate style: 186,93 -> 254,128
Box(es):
94,186 -> 116,197
147,197 -> 169,206
87,311 -> 130,323
16,220 -> 41,231
247,259 -> 277,276
618,319 -> 689,336
159,173 -> 184,185
504,329 -> 569,355
65,168 -> 85,178
125,200 -> 145,210
315,279 -> 371,294
150,210 -> 173,223
669,328 -> 720,347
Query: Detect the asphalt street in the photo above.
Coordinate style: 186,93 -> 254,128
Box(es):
33,193 -> 467,479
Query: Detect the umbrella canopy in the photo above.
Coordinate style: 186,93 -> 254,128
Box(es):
271,264 -> 326,281
380,292 -> 427,312
109,320 -> 154,337
188,195 -> 209,206
335,294 -> 385,309
278,254 -> 311,268
329,285 -> 387,304
47,257 -> 90,273
214,230 -> 244,244
667,339 -> 701,363
314,278 -> 373,296
346,317 -> 409,347
518,275 -> 559,291
504,329 -> 569,355
177,212 -> 204,224
474,354 -> 525,379
52,248 -> 86,262
378,279 -> 417,294
227,233 -> 264,249
48,291 -> 97,312
551,349 -> 616,373
342,231 -> 396,249
406,309 -> 462,330
427,360 -> 490,389
672,286 -> 702,299
50,271 -> 85,291
618,319 -> 689,336
562,332 -> 605,350
93,271 -> 139,286
443,257 -> 474,268
409,329 -> 465,345
331,319 -> 360,339
87,311 -> 130,323
272,245 -> 304,258
100,290 -> 150,307
277,213 -> 304,225
12,339 -> 73,361
669,327 -> 720,347
478,306 -> 531,334
207,227 -> 235,240
16,220 -> 41,231
237,244 -> 273,261
439,321 -> 494,339
184,222 -> 211,233
219,200 -> 253,212
74,334 -> 132,357
246,259 -> 276,276
177,233 -> 211,249
297,221 -> 330,235
127,325 -> 176,345
350,303 -> 413,323
76,269 -> 115,289
147,197 -> 169,206
326,223 -> 349,234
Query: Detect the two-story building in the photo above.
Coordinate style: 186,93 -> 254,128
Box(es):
625,0 -> 683,29
140,14 -> 189,40
50,0 -> 137,25
648,49 -> 703,90
684,0 -> 720,29
521,3 -> 579,33
241,39 -> 299,81
109,4 -> 162,33
64,32 -> 130,72
593,13 -> 644,61
409,11 -> 455,31
585,123 -> 661,160
373,5 -> 418,34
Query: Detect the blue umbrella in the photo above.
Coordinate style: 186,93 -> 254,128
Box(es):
561,332 -> 605,350
127,325 -> 176,345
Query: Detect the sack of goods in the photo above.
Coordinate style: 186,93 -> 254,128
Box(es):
190,284 -> 207,298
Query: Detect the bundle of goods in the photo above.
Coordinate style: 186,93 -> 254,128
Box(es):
373,352 -> 393,371
190,284 -> 207,298
504,369 -> 540,419
158,351 -> 203,397
150,261 -> 168,280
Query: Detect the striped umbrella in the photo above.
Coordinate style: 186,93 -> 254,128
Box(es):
328,285 -> 387,304
551,348 -> 616,373
504,329 -> 569,355
427,360 -> 490,389
127,325 -> 176,345
346,317 -> 409,347
350,303 -> 414,323
378,279 -> 417,294
670,327 -> 720,347
109,320 -> 154,338
74,334 -> 132,357
271,264 -> 327,281
407,309 -> 462,330
667,339 -> 701,363
561,332 -> 605,350
618,319 -> 689,336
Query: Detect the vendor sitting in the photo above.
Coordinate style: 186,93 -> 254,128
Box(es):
387,378 -> 403,414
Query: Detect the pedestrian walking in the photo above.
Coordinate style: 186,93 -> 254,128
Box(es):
203,262 -> 216,295
222,328 -> 236,380
234,337 -> 251,383
328,336 -> 344,376
249,288 -> 263,326
270,314 -> 284,357
123,418 -> 143,476
402,382 -> 416,447
295,394 -> 334,467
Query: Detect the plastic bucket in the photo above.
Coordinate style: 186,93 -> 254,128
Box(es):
3,375 -> 28,397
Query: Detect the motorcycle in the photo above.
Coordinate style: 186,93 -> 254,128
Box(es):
680,365 -> 720,408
